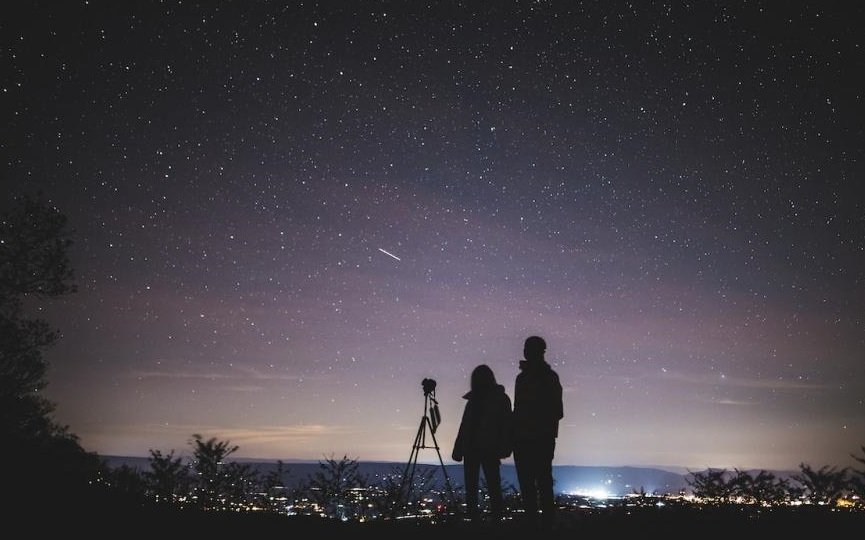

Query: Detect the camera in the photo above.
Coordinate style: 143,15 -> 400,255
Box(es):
422,378 -> 437,396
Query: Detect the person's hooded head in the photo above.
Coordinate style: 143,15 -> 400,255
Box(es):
523,335 -> 546,364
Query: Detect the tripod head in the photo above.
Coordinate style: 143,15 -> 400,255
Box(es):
420,378 -> 441,433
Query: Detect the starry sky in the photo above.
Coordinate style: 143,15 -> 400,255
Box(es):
3,1 -> 864,472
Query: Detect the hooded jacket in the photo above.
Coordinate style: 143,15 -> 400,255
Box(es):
452,383 -> 513,460
513,359 -> 563,441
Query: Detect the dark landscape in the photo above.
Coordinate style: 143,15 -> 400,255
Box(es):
3,2 -> 865,538
24,495 -> 865,539
33,455 -> 855,538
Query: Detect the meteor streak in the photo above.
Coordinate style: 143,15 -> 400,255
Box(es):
378,248 -> 401,261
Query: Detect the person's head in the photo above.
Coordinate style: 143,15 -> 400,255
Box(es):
523,335 -> 546,362
470,364 -> 496,393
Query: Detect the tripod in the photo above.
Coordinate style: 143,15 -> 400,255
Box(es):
399,382 -> 456,511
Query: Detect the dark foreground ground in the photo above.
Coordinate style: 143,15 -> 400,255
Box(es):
25,503 -> 865,538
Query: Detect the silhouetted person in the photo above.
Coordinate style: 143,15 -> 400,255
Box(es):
452,364 -> 513,521
513,335 -> 563,528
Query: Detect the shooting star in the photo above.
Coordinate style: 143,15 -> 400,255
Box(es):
378,248 -> 401,261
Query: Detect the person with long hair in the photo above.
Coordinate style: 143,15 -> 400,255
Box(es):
452,364 -> 513,521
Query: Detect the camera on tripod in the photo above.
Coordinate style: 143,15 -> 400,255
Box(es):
420,378 -> 442,433
422,378 -> 437,396
399,375 -> 456,506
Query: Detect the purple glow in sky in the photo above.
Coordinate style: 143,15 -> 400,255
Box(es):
3,1 -> 863,471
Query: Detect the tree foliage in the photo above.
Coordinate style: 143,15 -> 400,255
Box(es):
260,459 -> 291,513
0,192 -> 102,501
145,449 -> 191,505
686,458 -> 864,509
793,463 -> 849,506
189,433 -> 257,511
851,446 -> 865,503
686,468 -> 736,504
729,469 -> 791,506
304,454 -> 367,519
0,192 -> 77,441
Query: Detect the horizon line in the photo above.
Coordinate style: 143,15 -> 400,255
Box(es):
100,455 -> 804,474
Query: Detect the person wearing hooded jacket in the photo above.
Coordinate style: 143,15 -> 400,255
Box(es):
513,335 -> 564,528
451,364 -> 513,521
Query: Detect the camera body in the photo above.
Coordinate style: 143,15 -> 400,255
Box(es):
422,378 -> 437,396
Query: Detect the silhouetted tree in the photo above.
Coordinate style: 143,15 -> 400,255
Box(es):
260,459 -> 291,513
368,465 -> 408,519
1,192 -> 75,440
107,463 -> 150,506
793,463 -> 848,506
0,192 -> 103,504
850,445 -> 865,505
400,464 -> 447,514
189,433 -> 257,511
145,448 -> 191,506
305,454 -> 367,520
730,469 -> 790,506
687,468 -> 736,504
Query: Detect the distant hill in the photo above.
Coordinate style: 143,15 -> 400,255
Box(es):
101,456 -> 691,496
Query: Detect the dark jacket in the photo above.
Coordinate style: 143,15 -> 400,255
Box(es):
513,359 -> 563,441
452,384 -> 513,460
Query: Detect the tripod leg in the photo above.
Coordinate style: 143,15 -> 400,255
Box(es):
426,416 -> 457,507
399,416 -> 427,507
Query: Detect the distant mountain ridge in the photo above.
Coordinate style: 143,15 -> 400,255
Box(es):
102,456 -> 693,496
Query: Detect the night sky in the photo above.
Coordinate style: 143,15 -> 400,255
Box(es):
3,1 -> 863,472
